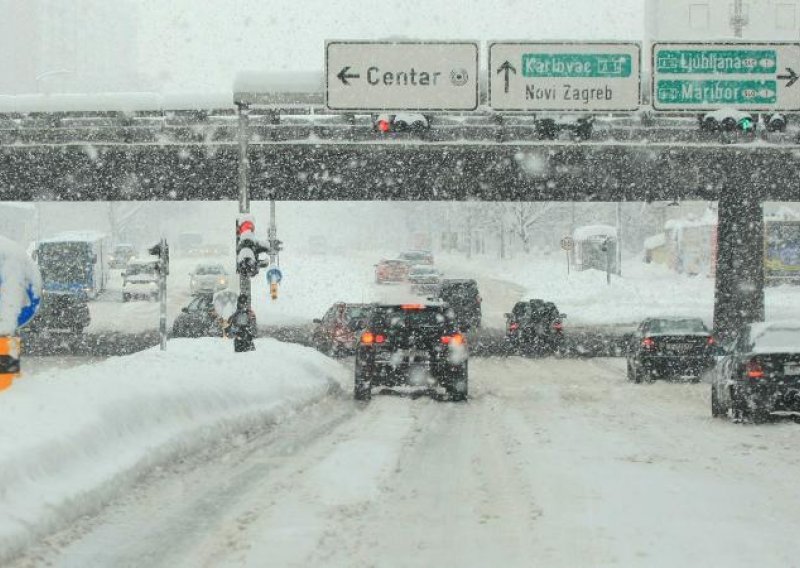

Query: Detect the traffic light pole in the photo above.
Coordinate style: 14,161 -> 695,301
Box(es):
158,238 -> 168,351
237,102 -> 251,309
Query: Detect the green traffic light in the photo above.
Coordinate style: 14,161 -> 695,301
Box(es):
738,117 -> 754,132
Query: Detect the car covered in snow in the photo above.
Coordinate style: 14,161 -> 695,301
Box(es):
711,321 -> 800,422
311,302 -> 373,357
171,293 -> 225,338
626,317 -> 716,383
408,265 -> 442,294
122,259 -> 160,302
354,303 -> 468,401
433,279 -> 482,330
374,258 -> 410,284
109,243 -> 136,269
398,249 -> 434,265
505,299 -> 566,355
189,262 -> 229,294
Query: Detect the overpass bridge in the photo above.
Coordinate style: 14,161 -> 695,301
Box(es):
0,96 -> 797,336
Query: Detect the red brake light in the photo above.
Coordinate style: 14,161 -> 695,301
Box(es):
509,322 -> 519,332
746,359 -> 765,379
641,337 -> 655,350
441,333 -> 464,345
361,331 -> 374,345
552,321 -> 563,332
375,334 -> 386,344
706,336 -> 715,346
401,304 -> 424,311
377,119 -> 391,133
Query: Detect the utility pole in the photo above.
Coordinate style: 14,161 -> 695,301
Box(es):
615,202 -> 622,276
731,0 -> 747,38
237,102 -> 251,309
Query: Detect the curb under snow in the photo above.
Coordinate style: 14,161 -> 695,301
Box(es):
0,338 -> 349,563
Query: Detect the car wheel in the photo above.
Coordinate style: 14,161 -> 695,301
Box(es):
626,361 -> 634,382
632,363 -> 643,384
711,385 -> 726,418
445,364 -> 469,401
122,294 -> 130,302
354,369 -> 371,401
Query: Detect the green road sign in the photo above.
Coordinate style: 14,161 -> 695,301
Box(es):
521,54 -> 632,78
652,42 -> 800,110
656,50 -> 777,75
657,80 -> 777,105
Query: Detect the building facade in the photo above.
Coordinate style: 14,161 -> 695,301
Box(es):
646,0 -> 800,41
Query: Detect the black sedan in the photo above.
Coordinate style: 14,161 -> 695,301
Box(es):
171,294 -> 225,338
505,299 -> 565,355
626,317 -> 716,383
711,322 -> 800,422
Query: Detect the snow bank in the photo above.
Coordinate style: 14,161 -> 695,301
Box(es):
0,338 -> 348,563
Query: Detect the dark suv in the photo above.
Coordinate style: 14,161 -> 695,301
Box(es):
354,303 -> 469,401
505,299 -> 565,355
434,279 -> 481,329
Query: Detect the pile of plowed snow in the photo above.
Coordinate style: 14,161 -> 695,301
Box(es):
0,338 -> 347,563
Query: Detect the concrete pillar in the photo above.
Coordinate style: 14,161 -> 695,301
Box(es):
713,194 -> 764,338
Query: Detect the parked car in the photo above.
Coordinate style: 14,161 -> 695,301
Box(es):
375,259 -> 410,284
109,243 -> 136,269
626,317 -> 716,383
354,303 -> 468,401
434,279 -> 482,329
711,321 -> 800,422
171,293 -> 226,338
122,259 -> 160,302
408,265 -> 442,294
505,299 -> 565,355
25,292 -> 90,334
399,250 -> 434,265
189,263 -> 229,294
312,302 -> 373,356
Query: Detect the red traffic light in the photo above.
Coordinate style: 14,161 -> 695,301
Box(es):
238,220 -> 255,235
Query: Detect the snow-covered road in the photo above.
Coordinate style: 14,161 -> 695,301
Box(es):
13,357 -> 800,568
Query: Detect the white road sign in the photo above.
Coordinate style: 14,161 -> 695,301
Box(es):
488,42 -> 641,112
652,42 -> 800,111
325,41 -> 479,111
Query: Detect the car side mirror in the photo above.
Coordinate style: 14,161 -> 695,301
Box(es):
312,318 -> 322,324
560,313 -> 567,319
181,307 -> 189,313
504,313 -> 511,318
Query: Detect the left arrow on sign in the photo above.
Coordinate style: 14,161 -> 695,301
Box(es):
337,66 -> 360,86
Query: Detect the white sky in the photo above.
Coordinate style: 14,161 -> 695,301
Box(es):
134,0 -> 644,92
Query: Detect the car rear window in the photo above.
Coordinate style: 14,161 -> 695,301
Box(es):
372,307 -> 448,329
196,265 -> 224,275
648,319 -> 707,333
751,327 -> 800,353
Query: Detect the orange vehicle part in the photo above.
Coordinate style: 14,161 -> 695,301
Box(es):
0,336 -> 21,391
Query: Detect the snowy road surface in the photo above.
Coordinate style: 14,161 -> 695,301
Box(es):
13,357 -> 800,567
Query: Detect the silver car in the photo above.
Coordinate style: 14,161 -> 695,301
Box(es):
190,263 -> 230,294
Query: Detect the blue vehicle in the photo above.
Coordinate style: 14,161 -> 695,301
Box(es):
34,231 -> 110,299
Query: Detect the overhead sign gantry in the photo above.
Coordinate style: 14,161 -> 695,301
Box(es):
652,42 -> 800,111
325,40 -> 479,111
488,42 -> 641,112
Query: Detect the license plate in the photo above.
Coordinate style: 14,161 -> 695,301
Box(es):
784,363 -> 800,376
671,343 -> 692,352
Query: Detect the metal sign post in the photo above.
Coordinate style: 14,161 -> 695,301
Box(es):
488,42 -> 641,111
652,42 -> 800,111
325,40 -> 479,111
237,102 -> 252,309
560,236 -> 574,275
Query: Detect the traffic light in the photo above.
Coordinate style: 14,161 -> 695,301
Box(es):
148,239 -> 169,275
236,216 -> 258,277
372,113 -> 430,135
699,110 -> 755,134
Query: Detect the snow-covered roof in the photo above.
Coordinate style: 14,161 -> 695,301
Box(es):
664,209 -> 718,231
643,233 -> 666,250
572,224 -> 617,241
0,92 -> 235,113
39,231 -> 108,244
